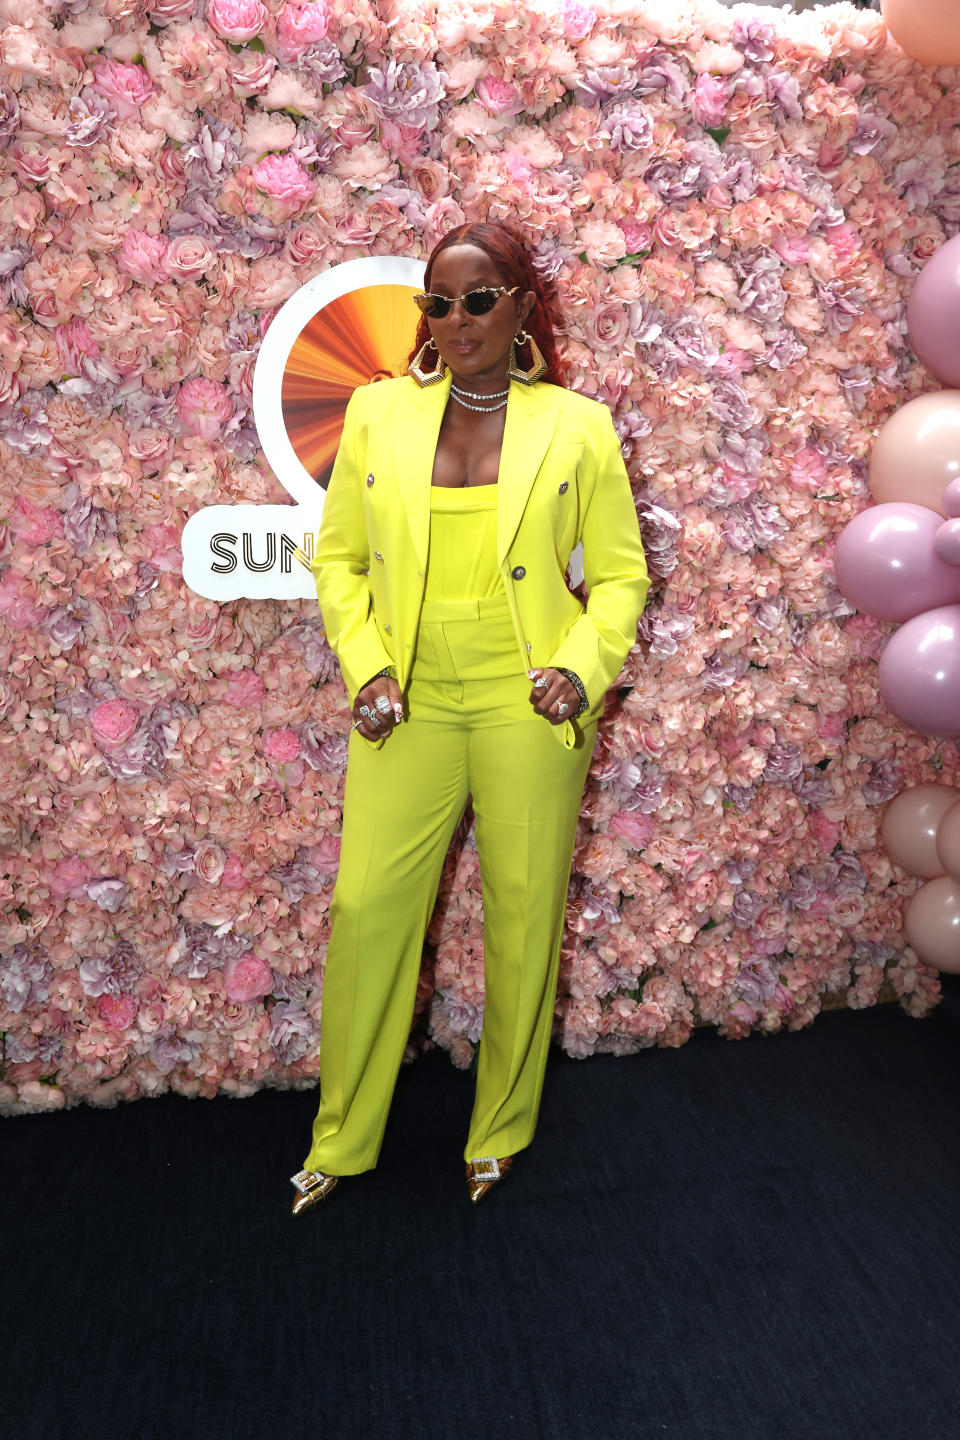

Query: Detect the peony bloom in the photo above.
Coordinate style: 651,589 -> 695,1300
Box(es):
117,229 -> 169,284
264,727 -> 302,764
89,60 -> 154,120
251,153 -> 316,209
90,700 -> 140,747
224,952 -> 274,1003
176,377 -> 233,440
207,0 -> 267,43
274,1 -> 331,62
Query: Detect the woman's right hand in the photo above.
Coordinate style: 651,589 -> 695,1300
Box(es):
352,676 -> 404,741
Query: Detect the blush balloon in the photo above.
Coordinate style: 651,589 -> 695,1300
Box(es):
881,784 -> 957,877
881,0 -> 960,67
934,800 -> 960,881
879,606 -> 960,735
869,392 -> 960,516
934,518 -> 960,567
834,503 -> 960,621
945,478 -> 960,518
907,235 -> 960,387
904,876 -> 960,973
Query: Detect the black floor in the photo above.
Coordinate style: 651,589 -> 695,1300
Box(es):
3,984 -> 959,1440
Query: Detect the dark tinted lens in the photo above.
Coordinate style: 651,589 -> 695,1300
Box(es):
416,293 -> 453,318
463,289 -> 499,316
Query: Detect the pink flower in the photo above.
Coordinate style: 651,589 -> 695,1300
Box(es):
176,377 -> 233,440
194,842 -> 226,885
562,0 -> 597,42
475,76 -> 524,117
0,571 -> 49,629
264,727 -> 302,763
49,856 -> 93,898
223,672 -> 266,707
11,497 -> 63,546
90,699 -> 140,746
207,0 -> 267,43
609,812 -> 655,849
221,855 -> 248,891
224,952 -> 273,1003
117,229 -> 169,284
251,154 -> 316,208
165,235 -> 217,283
97,994 -> 139,1030
691,73 -> 729,128
90,60 -> 154,120
274,2 -> 331,63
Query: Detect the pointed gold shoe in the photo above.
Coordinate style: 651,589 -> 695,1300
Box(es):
290,1168 -> 339,1216
465,1155 -> 514,1204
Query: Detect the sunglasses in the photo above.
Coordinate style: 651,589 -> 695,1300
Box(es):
413,285 -> 519,319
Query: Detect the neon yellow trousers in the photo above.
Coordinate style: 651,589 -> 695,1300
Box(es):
303,593 -> 597,1174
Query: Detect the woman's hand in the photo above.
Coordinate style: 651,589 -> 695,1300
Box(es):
527,668 -> 580,725
352,676 -> 404,741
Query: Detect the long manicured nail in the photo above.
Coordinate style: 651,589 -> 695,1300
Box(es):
393,703 -> 403,724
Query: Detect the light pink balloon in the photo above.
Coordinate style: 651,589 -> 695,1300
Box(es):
879,605 -> 960,735
881,0 -> 960,67
904,875 -> 960,973
880,784 -> 957,877
834,503 -> 960,621
935,800 -> 960,880
906,233 -> 960,385
934,518 -> 960,566
869,392 -> 960,516
944,478 -> 960,518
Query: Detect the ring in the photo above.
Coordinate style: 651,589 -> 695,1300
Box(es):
374,695 -> 392,715
533,677 -> 548,690
358,704 -> 371,717
370,712 -> 381,725
556,701 -> 568,715
351,719 -> 363,730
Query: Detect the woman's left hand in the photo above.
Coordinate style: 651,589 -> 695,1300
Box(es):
527,668 -> 579,725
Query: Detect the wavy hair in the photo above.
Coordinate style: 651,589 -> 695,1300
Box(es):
406,222 -> 568,386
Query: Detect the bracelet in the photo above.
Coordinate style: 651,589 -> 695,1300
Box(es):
362,667 -> 394,688
556,667 -> 588,718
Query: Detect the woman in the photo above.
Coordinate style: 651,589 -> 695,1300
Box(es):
290,222 -> 649,1213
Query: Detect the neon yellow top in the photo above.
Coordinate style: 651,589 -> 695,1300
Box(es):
424,485 -> 504,603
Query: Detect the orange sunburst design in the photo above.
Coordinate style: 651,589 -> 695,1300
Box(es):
281,284 -> 420,489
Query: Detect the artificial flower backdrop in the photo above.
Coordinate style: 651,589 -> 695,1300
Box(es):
0,0 -> 953,1114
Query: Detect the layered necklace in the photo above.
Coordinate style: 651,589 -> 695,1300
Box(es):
450,380 -> 510,413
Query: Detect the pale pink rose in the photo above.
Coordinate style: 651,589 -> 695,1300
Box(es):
90,699 -> 140,746
90,59 -> 155,120
207,0 -> 266,42
475,76 -> 524,117
49,856 -> 93,898
176,377 -> 232,440
223,952 -> 273,1002
264,726 -> 301,763
97,994 -> 139,1030
193,841 -> 226,885
275,1 -> 331,62
118,229 -> 169,284
165,235 -> 217,282
252,153 -> 316,207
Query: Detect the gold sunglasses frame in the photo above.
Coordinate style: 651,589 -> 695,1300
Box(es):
413,285 -> 520,318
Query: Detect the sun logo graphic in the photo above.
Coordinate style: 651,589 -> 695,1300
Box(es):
181,256 -> 426,600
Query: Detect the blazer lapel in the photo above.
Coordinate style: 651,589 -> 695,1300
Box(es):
496,383 -> 560,566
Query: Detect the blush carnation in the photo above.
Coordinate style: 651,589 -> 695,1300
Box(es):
223,952 -> 274,1003
251,153 -> 316,208
264,726 -> 302,763
176,377 -> 233,440
207,0 -> 267,42
90,699 -> 140,746
274,2 -> 331,62
90,60 -> 154,120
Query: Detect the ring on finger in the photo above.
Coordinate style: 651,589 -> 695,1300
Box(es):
533,677 -> 548,690
556,701 -> 569,715
374,695 -> 392,715
358,704 -> 371,718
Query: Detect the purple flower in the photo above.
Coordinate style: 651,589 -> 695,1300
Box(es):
701,652 -> 749,690
763,744 -> 803,786
576,66 -> 640,105
285,621 -> 339,680
603,102 -> 654,152
724,785 -> 756,812
730,888 -> 764,928
151,1034 -> 199,1076
64,90 -> 112,147
270,1001 -> 318,1064
748,595 -> 787,632
730,17 -> 776,62
890,156 -> 945,212
6,1030 -> 61,1066
643,158 -> 703,204
733,958 -> 779,1007
315,734 -> 349,772
765,70 -> 802,121
79,954 -> 121,999
0,83 -> 20,144
273,859 -> 325,903
851,106 -> 896,157
638,605 -> 695,657
1,946 -> 53,1013
363,59 -> 445,129
180,120 -> 240,182
634,55 -> 687,105
300,42 -> 348,88
62,484 -> 115,551
84,878 -> 128,913
816,282 -> 865,336
44,605 -> 86,648
764,329 -> 808,371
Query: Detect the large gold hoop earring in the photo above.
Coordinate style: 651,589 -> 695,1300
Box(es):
506,330 -> 547,385
407,337 -> 447,387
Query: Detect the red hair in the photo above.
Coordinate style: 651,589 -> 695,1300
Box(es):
406,222 -> 568,387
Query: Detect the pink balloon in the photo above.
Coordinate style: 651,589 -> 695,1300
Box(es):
907,235 -> 960,386
944,478 -> 960,518
904,876 -> 960,973
879,605 -> 960,735
869,392 -> 960,516
935,800 -> 960,880
834,503 -> 960,621
882,0 -> 960,67
934,518 -> 960,566
881,784 -> 957,877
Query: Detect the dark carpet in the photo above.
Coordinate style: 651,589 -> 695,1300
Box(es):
3,981 -> 959,1440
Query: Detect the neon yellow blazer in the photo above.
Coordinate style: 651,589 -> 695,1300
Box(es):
311,373 -> 650,749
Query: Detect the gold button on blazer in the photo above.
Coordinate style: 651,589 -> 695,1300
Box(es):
311,373 -> 650,749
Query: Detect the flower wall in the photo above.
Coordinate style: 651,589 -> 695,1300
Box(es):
0,0 -> 953,1114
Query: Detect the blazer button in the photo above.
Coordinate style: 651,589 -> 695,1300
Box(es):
558,482 -> 569,494
374,551 -> 383,562
366,473 -> 374,486
384,624 -> 392,635
511,565 -> 526,580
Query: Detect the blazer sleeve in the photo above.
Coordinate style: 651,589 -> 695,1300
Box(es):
546,404 -> 649,707
311,387 -> 393,704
